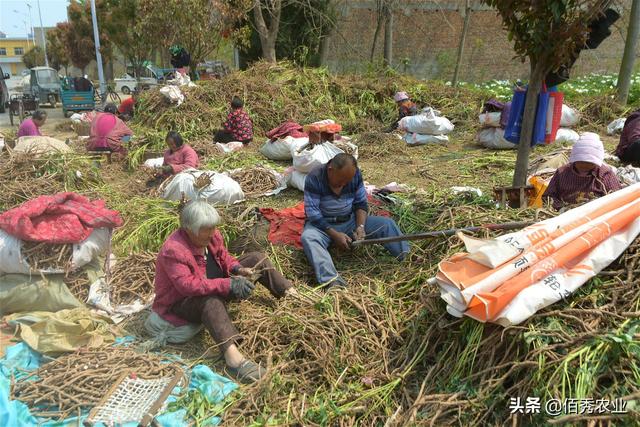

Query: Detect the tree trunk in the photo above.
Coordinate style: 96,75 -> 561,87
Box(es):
370,3 -> 384,62
616,0 -> 640,104
319,35 -> 331,67
253,0 -> 281,63
452,0 -> 471,87
513,61 -> 546,187
383,4 -> 393,67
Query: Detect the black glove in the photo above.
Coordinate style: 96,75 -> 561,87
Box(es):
230,277 -> 255,300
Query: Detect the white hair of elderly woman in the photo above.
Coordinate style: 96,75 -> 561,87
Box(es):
180,200 -> 221,234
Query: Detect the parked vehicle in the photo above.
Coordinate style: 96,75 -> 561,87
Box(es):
196,61 -> 230,80
0,66 -> 9,114
8,93 -> 39,126
61,76 -> 95,117
26,67 -> 62,108
115,65 -> 166,94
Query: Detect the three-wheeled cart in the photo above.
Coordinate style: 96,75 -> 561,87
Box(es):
61,77 -> 96,117
8,93 -> 39,126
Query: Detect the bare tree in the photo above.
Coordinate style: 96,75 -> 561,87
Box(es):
253,0 -> 282,62
383,1 -> 393,67
616,0 -> 640,104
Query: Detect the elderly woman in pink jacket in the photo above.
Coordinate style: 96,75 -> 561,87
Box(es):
146,201 -> 296,383
160,131 -> 199,175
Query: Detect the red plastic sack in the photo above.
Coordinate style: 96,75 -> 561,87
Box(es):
0,192 -> 123,244
544,92 -> 564,144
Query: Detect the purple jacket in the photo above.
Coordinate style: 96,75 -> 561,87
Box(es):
615,110 -> 640,159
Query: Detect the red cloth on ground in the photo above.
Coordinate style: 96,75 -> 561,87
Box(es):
259,196 -> 391,249
266,121 -> 307,140
259,202 -> 306,249
0,192 -> 123,244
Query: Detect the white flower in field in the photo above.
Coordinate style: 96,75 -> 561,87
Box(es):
613,79 -> 618,86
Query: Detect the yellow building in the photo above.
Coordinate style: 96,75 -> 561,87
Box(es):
0,37 -> 31,76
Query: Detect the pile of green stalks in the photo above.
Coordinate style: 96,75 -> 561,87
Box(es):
134,62 -> 491,141
201,190 -> 639,426
0,150 -> 102,211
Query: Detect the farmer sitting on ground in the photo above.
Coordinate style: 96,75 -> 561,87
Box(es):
160,131 -> 199,175
17,110 -> 47,138
387,91 -> 418,131
543,132 -> 622,210
86,103 -> 133,154
301,153 -> 409,291
614,108 -> 640,166
117,88 -> 138,121
147,200 -> 296,383
214,96 -> 253,144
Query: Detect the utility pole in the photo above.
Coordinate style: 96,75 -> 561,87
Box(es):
90,0 -> 106,96
26,3 -> 35,48
36,0 -> 48,67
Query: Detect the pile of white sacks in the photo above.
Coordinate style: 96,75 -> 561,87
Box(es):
399,107 -> 454,146
477,104 -> 581,150
259,120 -> 358,192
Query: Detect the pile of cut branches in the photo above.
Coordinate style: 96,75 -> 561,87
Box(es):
11,347 -> 183,421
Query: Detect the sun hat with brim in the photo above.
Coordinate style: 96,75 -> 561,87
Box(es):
394,92 -> 410,102
569,132 -> 604,166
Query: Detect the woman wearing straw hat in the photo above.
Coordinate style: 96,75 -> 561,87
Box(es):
543,132 -> 622,210
387,91 -> 418,131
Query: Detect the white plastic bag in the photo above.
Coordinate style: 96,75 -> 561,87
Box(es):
70,113 -> 83,123
216,141 -> 244,154
607,118 -> 626,135
478,112 -> 502,128
560,104 -> 580,127
260,136 -> 309,160
403,132 -> 449,146
399,107 -> 454,135
0,228 -> 110,275
160,86 -> 184,105
143,157 -> 164,168
477,128 -> 516,150
293,142 -> 344,173
287,170 -> 308,192
554,128 -> 580,144
162,169 -> 245,205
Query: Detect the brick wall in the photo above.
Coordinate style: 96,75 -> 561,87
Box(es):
325,0 -> 636,82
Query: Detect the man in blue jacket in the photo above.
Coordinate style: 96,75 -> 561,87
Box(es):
302,153 -> 409,290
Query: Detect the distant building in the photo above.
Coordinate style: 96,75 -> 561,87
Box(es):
0,36 -> 32,76
33,27 -> 54,49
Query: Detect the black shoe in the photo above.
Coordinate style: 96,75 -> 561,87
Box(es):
323,279 -> 347,292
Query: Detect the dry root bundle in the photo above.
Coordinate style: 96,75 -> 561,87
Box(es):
110,252 -> 157,305
190,139 -> 222,159
11,347 -> 182,421
21,241 -> 73,272
353,132 -> 405,160
332,140 -> 357,156
228,167 -> 279,197
65,269 -> 91,302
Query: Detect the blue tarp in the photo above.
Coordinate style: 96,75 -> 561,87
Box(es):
0,342 -> 238,426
